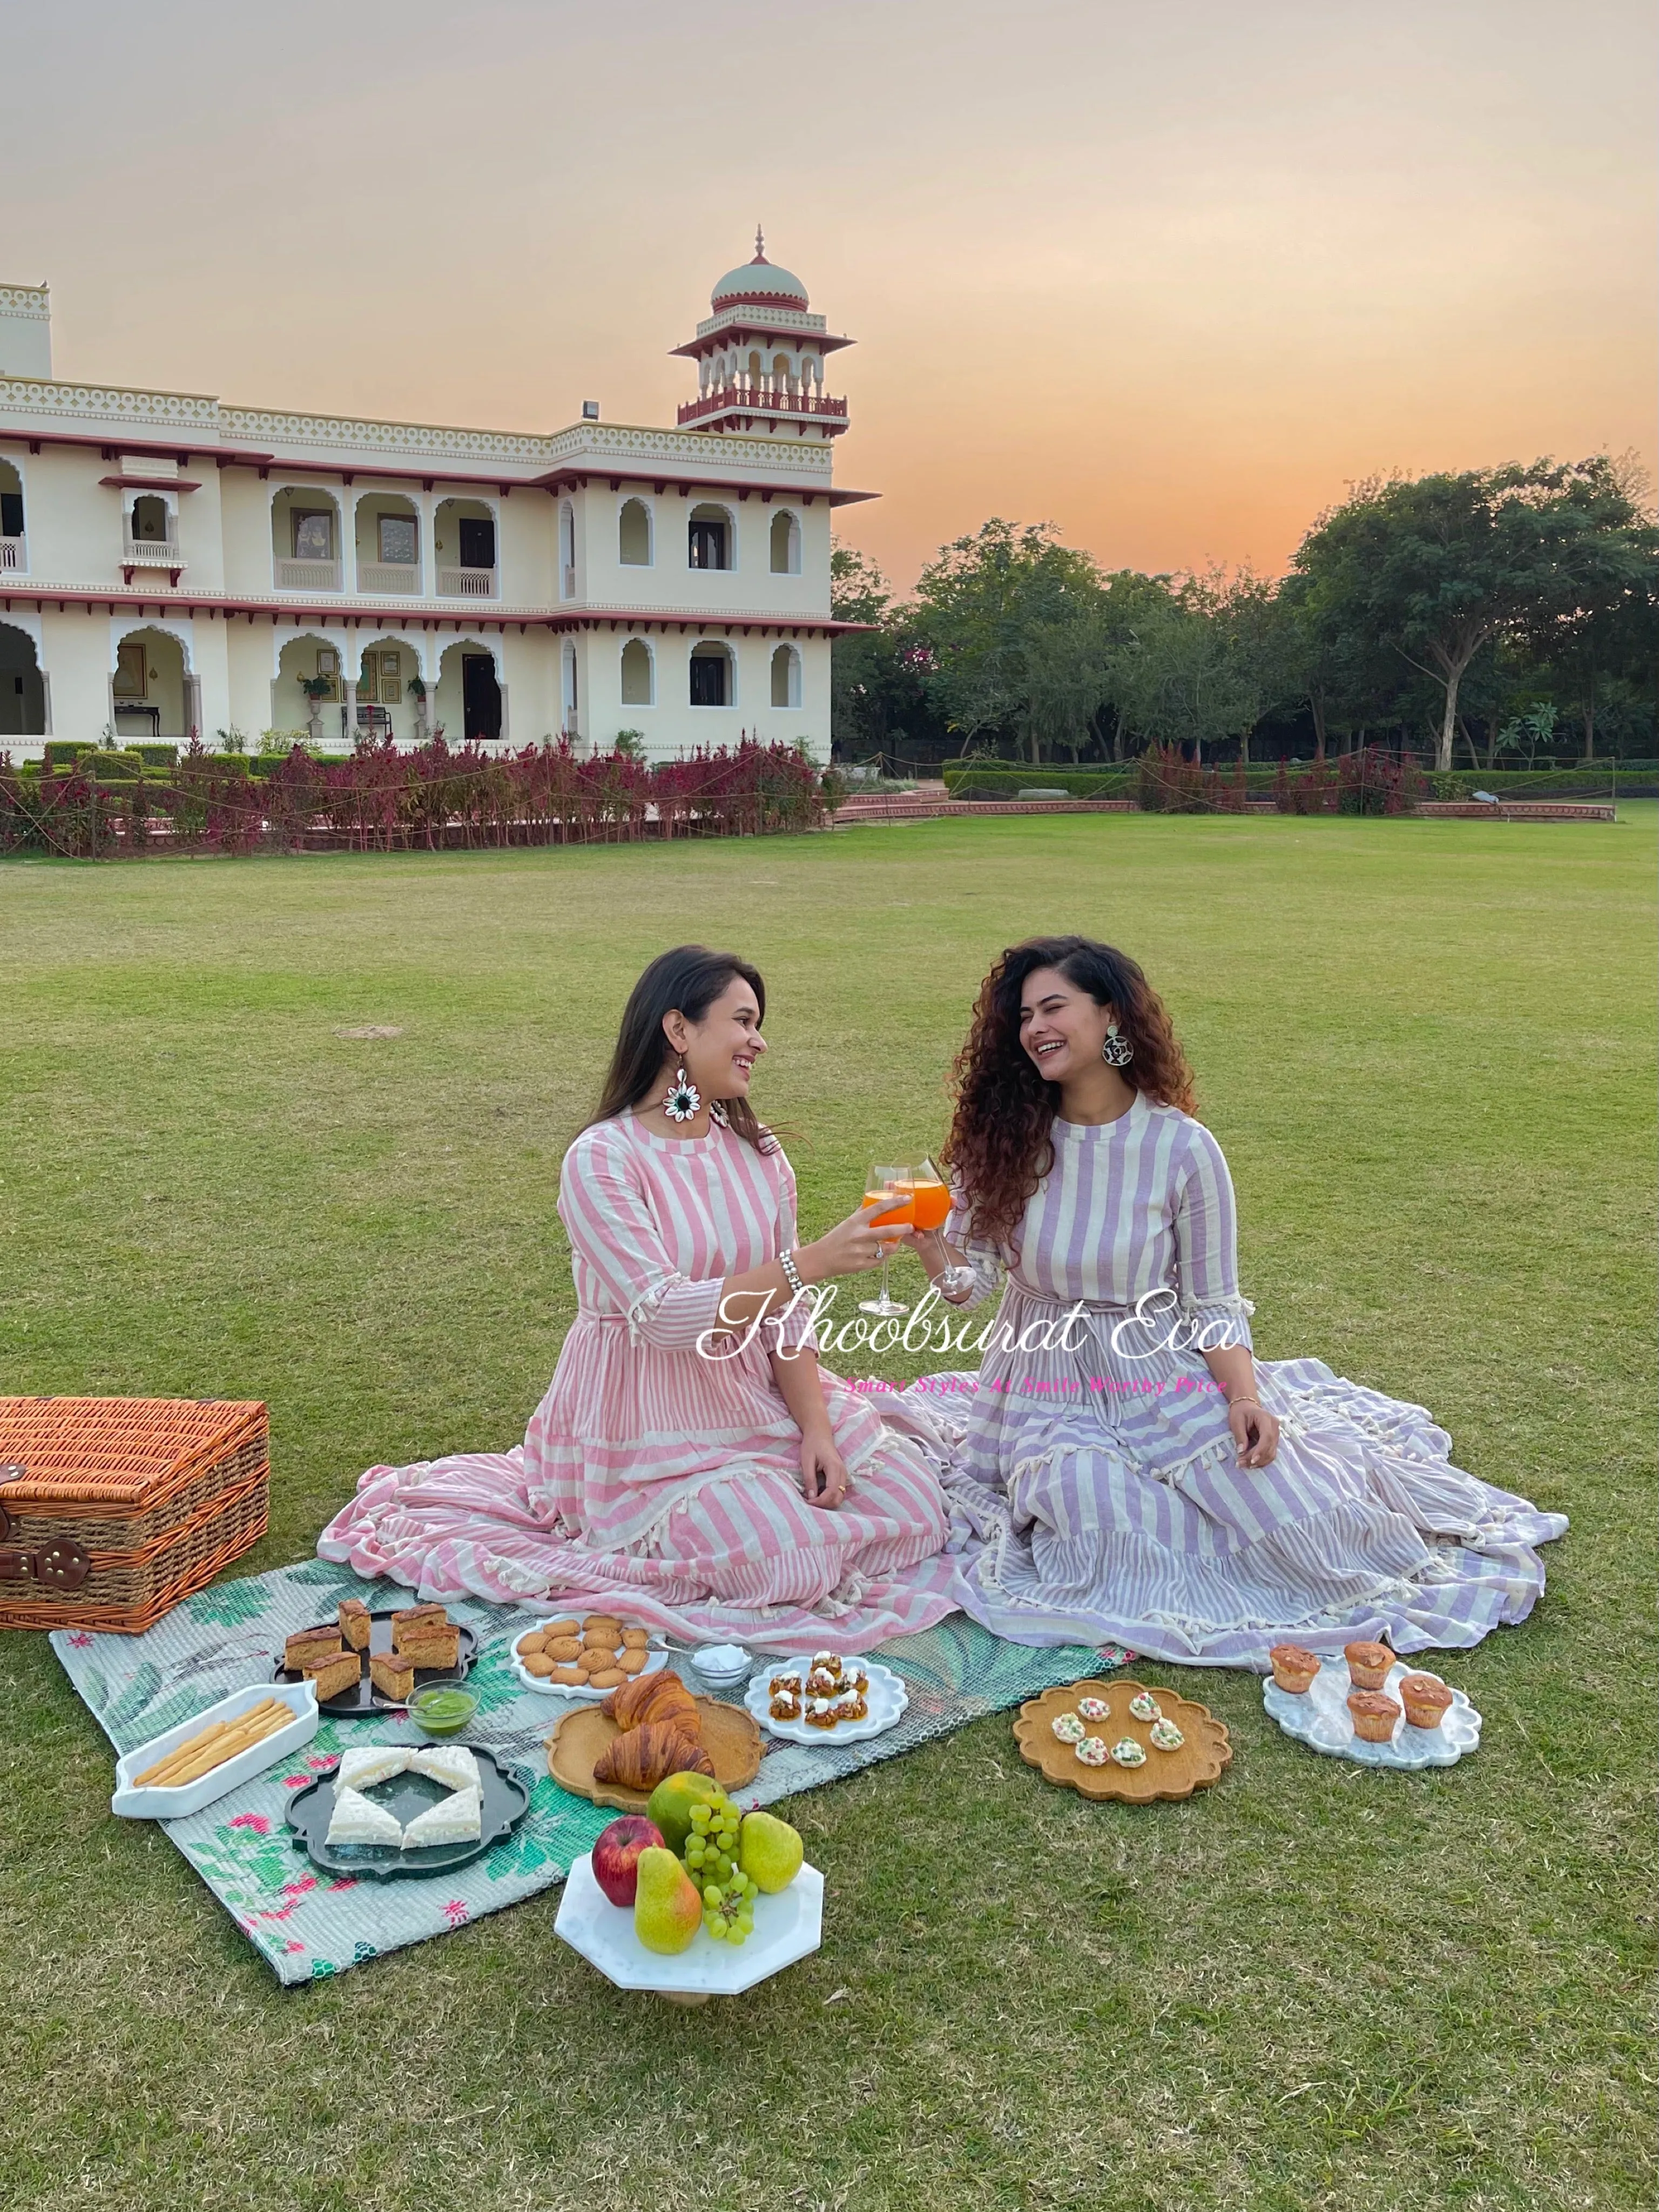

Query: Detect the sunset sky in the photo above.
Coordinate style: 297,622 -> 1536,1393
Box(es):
4,0 -> 1653,588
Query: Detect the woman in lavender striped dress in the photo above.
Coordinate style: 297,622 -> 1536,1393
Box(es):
321,946 -> 959,1651
905,936 -> 1567,1665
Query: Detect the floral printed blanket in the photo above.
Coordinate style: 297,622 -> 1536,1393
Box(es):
52,1556 -> 1121,1985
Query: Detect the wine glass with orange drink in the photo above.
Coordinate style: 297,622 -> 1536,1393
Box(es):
858,1160 -> 950,1318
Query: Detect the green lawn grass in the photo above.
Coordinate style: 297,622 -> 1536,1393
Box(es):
1,809 -> 1653,2212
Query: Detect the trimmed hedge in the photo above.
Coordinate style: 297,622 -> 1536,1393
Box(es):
942,759 -> 1654,802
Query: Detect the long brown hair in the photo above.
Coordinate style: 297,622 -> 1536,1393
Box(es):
940,936 -> 1196,1243
589,945 -> 774,1152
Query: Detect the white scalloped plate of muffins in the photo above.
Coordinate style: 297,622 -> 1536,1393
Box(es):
1264,1656 -> 1481,1770
744,1658 -> 908,1745
507,1618 -> 669,1702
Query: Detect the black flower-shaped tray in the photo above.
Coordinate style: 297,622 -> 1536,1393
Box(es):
285,1749 -> 531,1881
271,1610 -> 478,1718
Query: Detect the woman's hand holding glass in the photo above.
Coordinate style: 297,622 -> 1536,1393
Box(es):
801,1195 -> 917,1281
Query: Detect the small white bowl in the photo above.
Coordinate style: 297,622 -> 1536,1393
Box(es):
690,1642 -> 753,1691
111,1680 -> 319,1820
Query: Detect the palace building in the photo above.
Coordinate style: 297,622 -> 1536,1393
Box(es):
0,236 -> 866,761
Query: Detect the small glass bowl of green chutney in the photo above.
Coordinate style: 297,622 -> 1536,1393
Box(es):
407,1683 -> 479,1739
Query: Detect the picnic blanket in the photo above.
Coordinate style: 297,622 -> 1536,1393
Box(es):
52,1555 -> 1125,1985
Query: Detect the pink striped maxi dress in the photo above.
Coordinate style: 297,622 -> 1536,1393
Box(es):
319,1113 -> 960,1653
914,1093 -> 1568,1665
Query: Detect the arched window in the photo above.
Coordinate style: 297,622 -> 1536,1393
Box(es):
769,510 -> 800,575
619,638 -> 654,706
688,503 -> 734,572
130,493 -> 170,544
618,499 -> 652,567
770,644 -> 801,710
0,457 -> 25,550
690,642 -> 733,708
562,641 -> 579,731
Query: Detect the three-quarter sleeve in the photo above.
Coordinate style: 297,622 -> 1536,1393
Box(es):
943,1186 -> 1007,1311
1172,1122 -> 1255,1349
558,1133 -> 725,1350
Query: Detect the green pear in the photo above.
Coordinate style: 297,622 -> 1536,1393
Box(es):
632,1844 -> 703,1954
738,1809 -> 803,1894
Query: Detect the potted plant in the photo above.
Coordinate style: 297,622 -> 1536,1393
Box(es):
297,673 -> 333,744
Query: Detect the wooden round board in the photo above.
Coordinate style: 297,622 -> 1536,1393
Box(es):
1013,1678 -> 1231,1804
546,1695 -> 764,1813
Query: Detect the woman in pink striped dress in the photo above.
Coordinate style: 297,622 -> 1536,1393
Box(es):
320,946 -> 960,1651
902,935 -> 1568,1665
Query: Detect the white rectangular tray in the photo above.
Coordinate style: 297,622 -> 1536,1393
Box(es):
111,1680 -> 319,1820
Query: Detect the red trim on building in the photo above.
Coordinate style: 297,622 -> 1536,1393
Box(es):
98,475 -> 204,492
669,326 -> 854,360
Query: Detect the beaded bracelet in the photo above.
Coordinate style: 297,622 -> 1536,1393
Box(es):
779,1247 -> 806,1299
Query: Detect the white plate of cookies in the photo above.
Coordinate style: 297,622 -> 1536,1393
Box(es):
508,1615 -> 668,1700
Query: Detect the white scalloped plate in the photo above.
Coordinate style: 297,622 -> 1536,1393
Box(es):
1264,1659 -> 1481,1770
505,1628 -> 668,1702
744,1660 -> 907,1745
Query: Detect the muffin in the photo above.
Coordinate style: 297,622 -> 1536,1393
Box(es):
1346,1690 -> 1401,1743
1344,1640 -> 1394,1691
1268,1643 -> 1321,1694
1399,1674 -> 1455,1730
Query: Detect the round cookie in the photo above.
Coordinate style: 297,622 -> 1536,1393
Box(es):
621,1627 -> 651,1650
588,1667 -> 628,1689
575,1647 -> 610,1673
518,1629 -> 547,1656
582,1633 -> 621,1657
547,1637 -> 583,1662
617,1648 -> 648,1674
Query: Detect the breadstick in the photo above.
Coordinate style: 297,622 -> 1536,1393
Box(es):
136,1700 -> 286,1783
135,1700 -> 287,1786
158,1712 -> 288,1787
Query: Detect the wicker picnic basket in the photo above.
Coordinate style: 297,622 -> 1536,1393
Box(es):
0,1398 -> 269,1635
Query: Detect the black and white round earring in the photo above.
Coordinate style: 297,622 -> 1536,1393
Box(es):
1102,1023 -> 1134,1068
664,1065 -> 702,1122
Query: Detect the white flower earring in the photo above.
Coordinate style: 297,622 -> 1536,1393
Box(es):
664,1065 -> 702,1122
1102,1023 -> 1134,1068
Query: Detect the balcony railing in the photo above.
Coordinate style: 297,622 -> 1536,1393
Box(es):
1,535 -> 24,572
358,562 -> 421,595
123,535 -> 184,565
276,558 -> 342,591
677,385 -> 848,428
438,566 -> 498,599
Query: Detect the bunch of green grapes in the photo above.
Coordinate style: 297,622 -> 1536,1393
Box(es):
702,1871 -> 759,1944
682,1793 -> 743,1888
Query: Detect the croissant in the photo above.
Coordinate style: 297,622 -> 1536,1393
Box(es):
592,1720 -> 714,1790
601,1669 -> 699,1738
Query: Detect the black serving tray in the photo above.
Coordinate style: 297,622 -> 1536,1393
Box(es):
271,1610 -> 478,1718
285,1748 -> 531,1881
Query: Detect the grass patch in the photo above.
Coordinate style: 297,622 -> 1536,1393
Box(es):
0,808 -> 1653,2211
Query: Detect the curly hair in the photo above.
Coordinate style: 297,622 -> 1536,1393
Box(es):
940,936 -> 1197,1245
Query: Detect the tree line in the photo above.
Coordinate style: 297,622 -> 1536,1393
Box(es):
831,456 -> 1659,772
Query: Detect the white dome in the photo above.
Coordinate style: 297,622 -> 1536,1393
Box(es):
711,236 -> 808,312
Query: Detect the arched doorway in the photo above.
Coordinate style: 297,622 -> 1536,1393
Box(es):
435,640 -> 503,745
0,622 -> 45,738
112,626 -> 192,741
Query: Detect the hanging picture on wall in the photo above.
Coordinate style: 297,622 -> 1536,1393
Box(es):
292,510 -> 334,561
315,646 -> 339,702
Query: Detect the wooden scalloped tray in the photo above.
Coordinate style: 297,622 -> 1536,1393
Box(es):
1013,1678 -> 1231,1804
545,1694 -> 764,1814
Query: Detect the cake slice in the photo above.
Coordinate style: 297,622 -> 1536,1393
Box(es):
338,1597 -> 373,1652
405,1744 -> 478,1791
284,1625 -> 342,1670
335,1746 -> 412,1791
400,1785 -> 482,1848
390,1604 -> 449,1648
325,1785 -> 404,1847
396,1623 -> 461,1671
302,1648 -> 363,1702
369,1646 -> 416,1702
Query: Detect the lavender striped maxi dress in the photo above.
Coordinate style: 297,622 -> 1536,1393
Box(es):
319,1113 -> 961,1652
915,1092 -> 1568,1664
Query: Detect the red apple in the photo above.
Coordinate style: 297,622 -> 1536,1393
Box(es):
591,1814 -> 666,1908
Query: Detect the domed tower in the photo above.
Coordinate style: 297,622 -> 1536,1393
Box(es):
671,231 -> 853,439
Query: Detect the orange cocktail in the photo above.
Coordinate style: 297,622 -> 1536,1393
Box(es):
910,1175 -> 950,1232
865,1181 -> 914,1231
